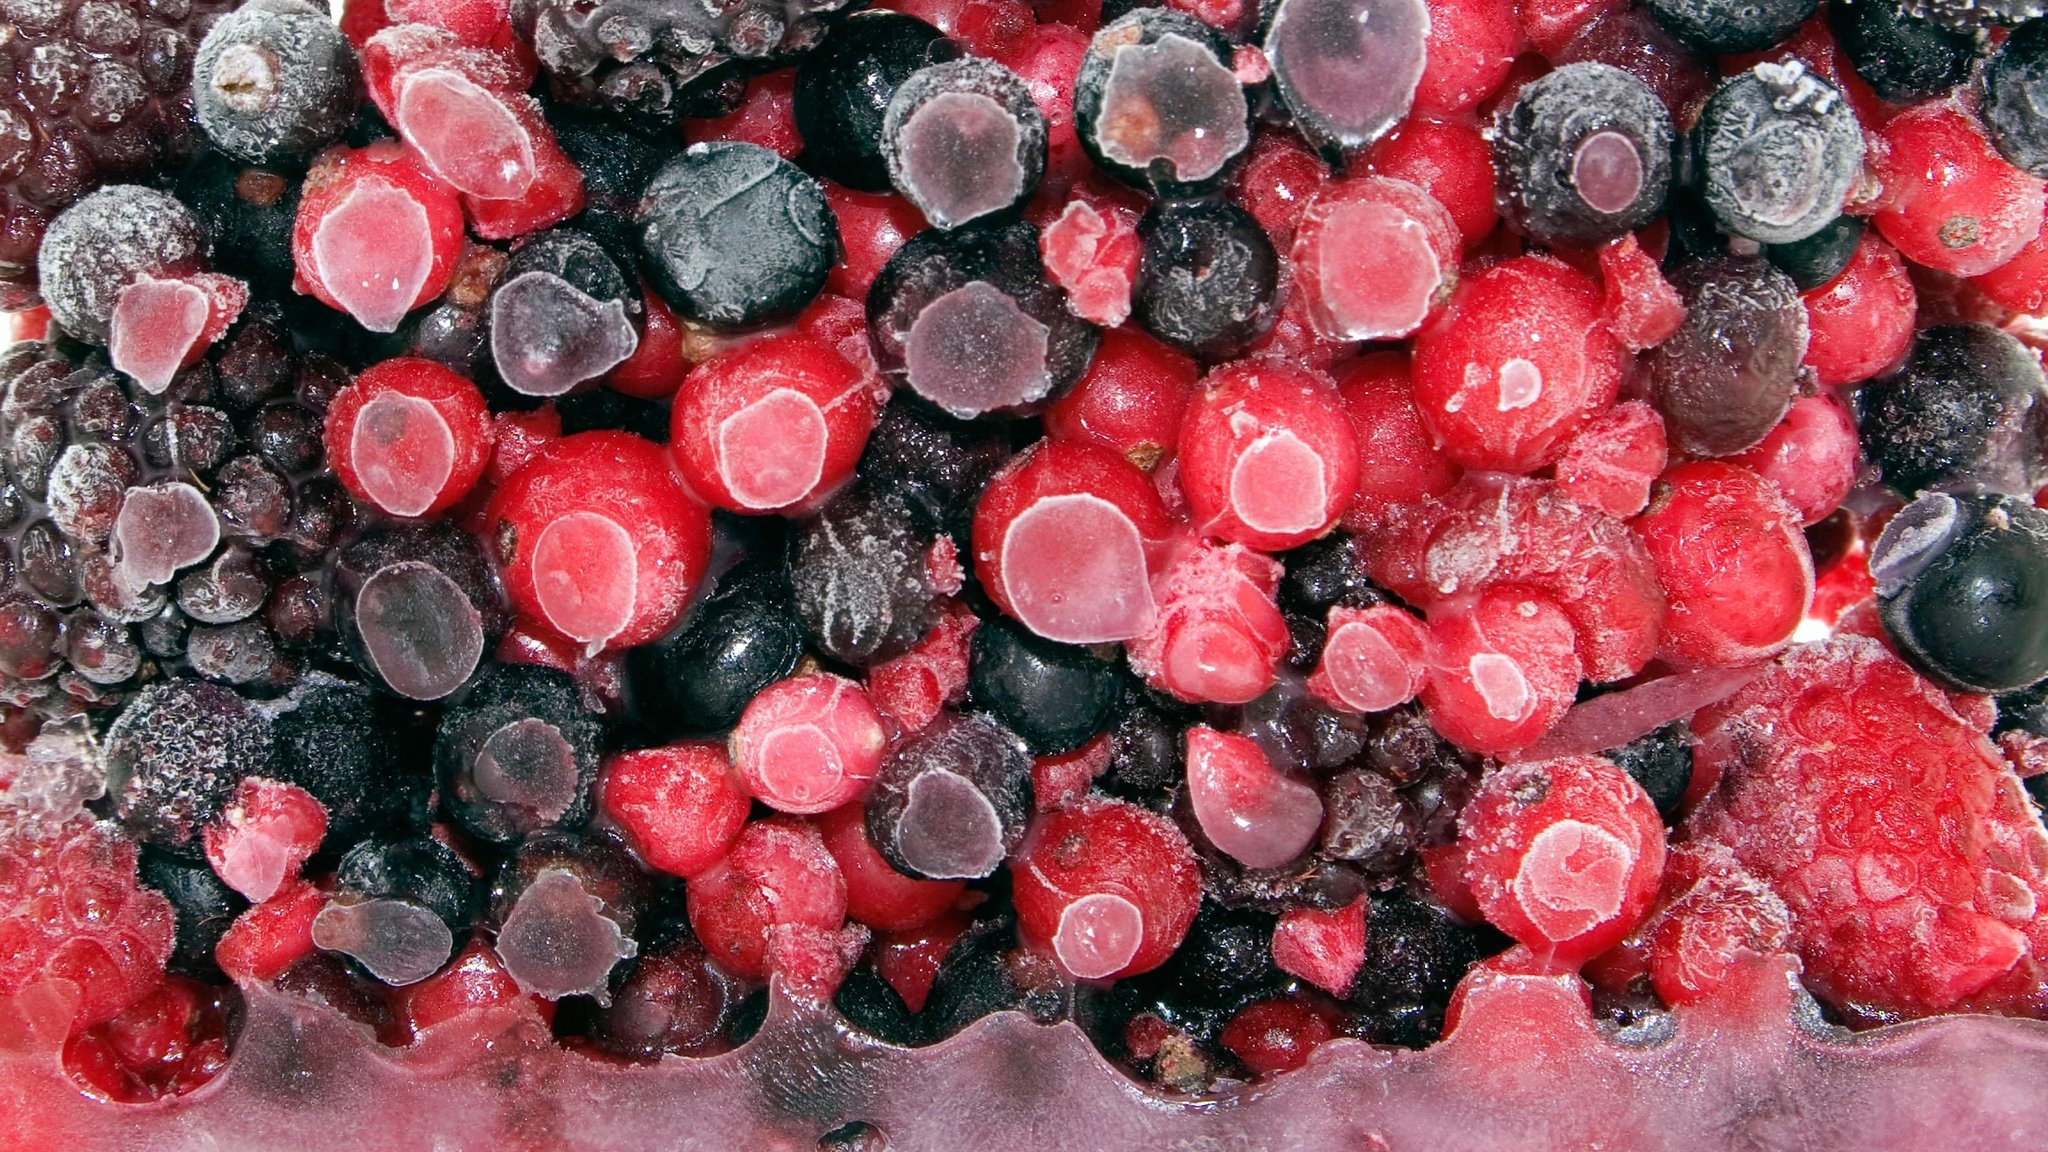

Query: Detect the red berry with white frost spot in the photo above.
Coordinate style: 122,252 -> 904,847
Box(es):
1184,725 -> 1324,870
1043,326 -> 1199,472
1010,797 -> 1201,981
1271,897 -> 1367,997
730,673 -> 888,815
816,802 -> 964,932
486,431 -> 712,653
1552,400 -> 1668,520
1176,360 -> 1359,551
1412,254 -> 1623,474
202,777 -> 329,904
598,743 -> 751,880
669,334 -> 878,515
108,272 -> 249,396
1219,997 -> 1337,1076
1874,103 -> 2047,278
1234,130 -> 1330,248
1422,588 -> 1582,757
972,439 -> 1175,645
1727,394 -> 1859,527
686,818 -> 848,983
1365,117 -> 1499,249
1126,538 -> 1289,705
1307,604 -> 1428,714
1632,461 -> 1813,669
325,357 -> 494,519
1972,202 -> 2048,313
1801,230 -> 1917,388
292,141 -> 466,333
1039,196 -> 1143,327
1291,177 -> 1461,343
1334,352 -> 1460,530
1457,754 -> 1665,967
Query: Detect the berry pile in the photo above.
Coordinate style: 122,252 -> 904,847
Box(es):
8,0 -> 2048,1115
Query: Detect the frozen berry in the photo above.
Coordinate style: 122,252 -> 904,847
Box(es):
670,333 -> 877,515
1634,460 -> 1813,668
1132,198 -> 1280,360
1830,0 -> 1976,104
138,848 -> 247,979
1270,897 -> 1367,997
201,776 -> 326,904
970,613 -> 1125,754
267,672 -> 424,848
1605,721 -> 1693,821
332,520 -> 506,701
1801,229 -> 1916,388
313,834 -> 475,986
1290,177 -> 1461,342
291,141 -> 466,333
1552,400 -> 1669,520
623,562 -> 804,738
1765,213 -> 1864,291
795,11 -> 959,192
1184,725 -> 1323,870
1646,0 -> 1816,51
1176,360 -> 1358,551
193,0 -> 362,167
1493,63 -> 1673,248
1643,257 -> 1806,458
1420,587 -> 1583,757
864,710 -> 1032,880
107,679 -> 272,852
38,186 -> 208,344
324,356 -> 493,519
1727,393 -> 1859,526
1694,62 -> 1863,246
1072,9 -> 1249,193
1043,326 -> 1199,471
1985,19 -> 2048,177
489,831 -> 649,1002
1874,102 -> 2047,278
0,813 -> 176,1031
1127,539 -> 1290,706
731,672 -> 889,815
791,486 -> 952,667
1307,604 -> 1429,715
434,663 -> 604,845
488,227 -> 643,397
599,742 -> 752,880
882,57 -> 1046,230
1872,491 -> 2048,693
1334,353 -> 1460,525
638,142 -> 839,329
1859,324 -> 2048,499
687,817 -> 848,983
1010,797 -> 1201,980
1262,0 -> 1429,153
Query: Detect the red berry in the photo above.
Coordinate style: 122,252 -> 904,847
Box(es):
214,878 -> 325,983
325,357 -> 494,519
1184,725 -> 1324,870
459,122 -> 586,240
1013,22 -> 1094,188
730,674 -> 889,816
0,814 -> 175,1031
1457,755 -> 1665,966
972,440 -> 1175,645
683,69 -> 800,159
1307,604 -> 1428,714
598,743 -> 751,880
1039,196 -> 1143,327
1234,130 -> 1331,249
793,291 -> 880,382
1801,230 -> 1917,388
1518,0 -> 1615,57
606,285 -> 688,400
873,911 -> 969,1012
1127,538 -> 1290,705
878,0 -> 1033,62
1043,326 -> 1200,472
1641,843 -> 1793,1007
1270,896 -> 1368,997
485,430 -> 713,652
487,405 -> 561,485
1632,461 -> 1813,669
1219,996 -> 1337,1076
292,141 -> 465,333
1727,394 -> 1859,527
1365,118 -> 1500,250
1596,233 -> 1684,352
816,802 -> 965,932
1421,587 -> 1583,756
1032,733 -> 1112,812
1552,400 -> 1668,520
361,24 -> 534,115
107,272 -> 249,397
1412,254 -> 1623,474
1972,202 -> 2048,314
1333,352 -> 1460,528
201,777 -> 329,904
824,184 -> 929,300
61,975 -> 231,1104
866,601 -> 980,734
394,937 -> 534,1035
686,818 -> 848,984
1176,360 -> 1360,551
1874,103 -> 2046,278
385,0 -> 528,57
668,334 -> 877,515
1010,797 -> 1201,981
1414,0 -> 1521,115
1290,176 -> 1461,343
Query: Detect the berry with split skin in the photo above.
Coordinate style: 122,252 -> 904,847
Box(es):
795,11 -> 960,192
1643,257 -> 1807,458
290,141 -> 466,333
1219,996 -> 1336,1076
623,560 -> 804,739
882,57 -> 1046,230
1132,198 -> 1280,361
192,0 -> 362,168
970,613 -> 1126,754
312,833 -> 476,986
1874,102 -> 2047,278
1290,176 -> 1461,342
1858,324 -> 2048,499
1694,61 -> 1863,247
1183,725 -> 1324,871
1633,460 -> 1813,669
862,709 -> 1032,882
1646,0 -> 1817,52
638,142 -> 839,330
598,742 -> 752,880
486,430 -> 713,653
1492,63 -> 1673,249
1552,400 -> 1669,521
1072,8 -> 1250,194
323,357 -> 493,519
1038,192 -> 1143,328
1830,0 -> 1977,104
730,672 -> 889,815
1801,229 -> 1916,388
687,817 -> 849,984
1176,359 -> 1359,552
434,663 -> 605,846
1985,19 -> 2048,177
1010,796 -> 1201,981
670,333 -> 877,516
1261,0 -> 1429,154
487,227 -> 643,398
1871,492 -> 2048,693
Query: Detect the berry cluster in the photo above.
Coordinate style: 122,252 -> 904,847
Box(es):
7,0 -> 2048,1116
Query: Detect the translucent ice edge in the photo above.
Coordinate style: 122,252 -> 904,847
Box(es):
5,954 -> 2048,1150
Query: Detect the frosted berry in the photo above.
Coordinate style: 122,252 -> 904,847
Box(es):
1875,102 -> 2047,278
1643,258 -> 1807,458
794,11 -> 959,192
1042,326 -> 1198,471
107,679 -> 272,851
1126,539 -> 1289,706
670,333 -> 876,515
1420,588 -> 1582,757
638,142 -> 838,329
1010,797 -> 1201,981
1859,324 -> 2048,499
1072,9 -> 1249,193
1872,492 -> 2048,693
1176,360 -> 1358,551
1413,0 -> 1518,115
817,801 -> 966,932
1552,5 -> 1713,115
1306,604 -> 1428,715
138,848 -> 245,979
730,673 -> 889,815
1131,198 -> 1279,361
1801,229 -> 1916,387
1365,118 -> 1499,250
324,357 -> 493,519
1038,195 -> 1142,328
1270,897 -> 1367,997
193,0 -> 361,167
1727,393 -> 1858,526
332,521 -> 506,701
863,710 -> 1032,880
1984,20 -> 2048,177
1646,0 -> 1816,51
882,58 -> 1046,230
1261,0 -> 1428,153
1334,353 -> 1459,526
314,834 -> 476,986
266,673 -> 423,847
290,142 -> 466,333
1290,177 -> 1460,342
1695,62 -> 1863,246
1493,63 -> 1673,248
1634,460 -> 1813,668
487,228 -> 643,397
435,664 -> 604,845
1552,400 -> 1669,521
201,776 -> 326,904
687,817 -> 849,983
791,486 -> 954,667
488,831 -> 649,1002
0,813 -> 177,1031
1831,0 -> 1975,104
38,186 -> 208,344
598,743 -> 752,880
1643,843 -> 1792,1005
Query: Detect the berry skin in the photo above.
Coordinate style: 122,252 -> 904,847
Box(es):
1830,0 -> 1977,104
1126,539 -> 1290,706
1364,118 -> 1499,251
1552,400 -> 1669,521
1290,176 -> 1461,342
1642,257 -> 1807,458
1420,587 -> 1583,757
1456,755 -> 1666,967
1333,352 -> 1459,528
687,818 -> 849,984
730,673 -> 889,816
1694,62 -> 1863,246
861,710 -> 1032,881
1690,636 -> 2048,1022
669,334 -> 877,515
867,601 -> 980,733
485,430 -> 712,653
1984,20 -> 2048,177
1176,360 -> 1359,552
1646,0 -> 1816,52
1638,843 -> 1792,1006
1633,460 -> 1814,669
1043,326 -> 1199,472
1595,234 -> 1685,354
1727,393 -> 1859,526
1875,102 -> 2048,278
1972,201 -> 2048,312
290,142 -> 466,333
1261,0 -> 1429,153
1132,199 -> 1281,360
1858,324 -> 2048,499
1872,492 -> 2048,694
1411,254 -> 1623,474
972,439 -> 1174,645
598,743 -> 752,880
1039,193 -> 1143,328
1235,130 -> 1332,250
795,11 -> 959,193
192,0 -> 362,167
970,614 -> 1125,754
881,57 -> 1046,231
1072,9 -> 1249,194
1010,797 -> 1201,981
638,142 -> 839,330
1493,64 -> 1673,249
323,357 -> 493,520
1800,230 -> 1917,388
433,664 -> 604,846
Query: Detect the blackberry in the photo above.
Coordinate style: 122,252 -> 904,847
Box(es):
1694,62 -> 1865,246
1492,63 -> 1673,249
1860,324 -> 2048,498
968,613 -> 1124,754
0,0 -> 235,307
790,484 -> 948,667
1646,0 -> 1818,52
1830,0 -> 1977,104
1605,721 -> 1694,821
1764,214 -> 1865,291
1643,257 -> 1808,457
1872,491 -> 2048,693
1073,8 -> 1250,195
514,0 -> 853,130
268,671 -> 429,851
881,57 -> 1046,231
105,677 -> 273,853
315,834 -> 479,986
793,10 -> 957,192
864,710 -> 1032,880
488,226 -> 643,397
1984,19 -> 2048,177
191,0 -> 360,168
638,141 -> 838,329
1132,199 -> 1280,361
435,663 -> 606,846
622,555 -> 804,738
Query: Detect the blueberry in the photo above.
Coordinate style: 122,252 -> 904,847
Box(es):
1262,0 -> 1430,154
1985,19 -> 2048,177
192,0 -> 361,167
588,929 -> 749,1059
435,663 -> 606,845
1492,63 -> 1674,248
865,711 -> 1033,879
1765,214 -> 1865,291
867,220 -> 1099,418
1873,492 -> 2048,693
969,613 -> 1124,754
1605,721 -> 1694,821
139,846 -> 248,979
1694,62 -> 1864,246
1132,198 -> 1279,361
333,521 -> 508,702
545,104 -> 674,255
489,227 -> 644,397
1860,324 -> 2048,497
791,485 -> 948,667
268,672 -> 429,852
1644,257 -> 1807,457
37,186 -> 207,343
1830,0 -> 1978,104
320,835 -> 480,984
1348,888 -> 1506,1047
638,141 -> 839,330
1647,0 -> 1819,52
856,393 -> 1014,543
883,58 -> 1046,230
176,153 -> 301,292
794,11 -> 958,192
624,559 -> 804,737
919,912 -> 1067,1038
1074,8 -> 1251,194
107,678 -> 273,854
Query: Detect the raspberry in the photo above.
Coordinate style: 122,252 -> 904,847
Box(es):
1633,461 -> 1814,669
1038,195 -> 1141,328
60,973 -> 231,1103
1800,229 -> 1917,388
1874,102 -> 2048,278
0,812 -> 175,1030
1009,796 -> 1201,981
597,743 -> 751,880
668,333 -> 877,515
1690,636 -> 2048,1022
323,357 -> 494,520
1175,360 -> 1359,551
1290,176 -> 1461,342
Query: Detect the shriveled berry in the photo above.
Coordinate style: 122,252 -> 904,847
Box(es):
1493,63 -> 1673,248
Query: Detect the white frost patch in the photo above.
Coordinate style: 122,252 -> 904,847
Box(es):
1468,652 -> 1531,722
1054,892 -> 1145,980
717,388 -> 827,510
112,481 -> 221,592
1495,358 -> 1543,412
1511,819 -> 1632,943
756,724 -> 846,812
350,391 -> 455,517
1000,493 -> 1155,643
532,511 -> 637,652
1227,430 -> 1328,536
311,178 -> 434,333
896,768 -> 1006,879
396,68 -> 536,199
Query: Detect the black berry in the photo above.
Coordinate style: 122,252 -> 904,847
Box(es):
969,613 -> 1124,754
1647,0 -> 1819,52
192,0 -> 360,168
1493,63 -> 1674,248
883,57 -> 1045,230
1830,0 -> 1977,104
1984,19 -> 2048,177
1643,257 -> 1808,457
865,710 -> 1033,880
1693,62 -> 1864,246
638,141 -> 839,329
794,11 -> 957,191
1073,8 -> 1250,194
1860,323 -> 2048,498
1765,213 -> 1865,291
434,663 -> 606,846
1132,198 -> 1279,361
1872,491 -> 2048,693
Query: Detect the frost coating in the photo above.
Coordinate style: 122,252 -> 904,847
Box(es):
895,768 -> 1006,879
884,58 -> 1046,229
1264,0 -> 1428,151
1000,493 -> 1156,643
312,898 -> 457,986
354,561 -> 486,701
532,512 -> 638,649
1513,819 -> 1633,942
1321,621 -> 1411,712
351,392 -> 456,517
192,0 -> 360,165
37,186 -> 206,342
757,724 -> 849,812
312,179 -> 435,333
1228,430 -> 1327,537
1096,34 -> 1248,183
496,868 -> 639,1003
1698,63 -> 1864,245
1307,200 -> 1441,340
489,271 -> 641,397
397,69 -> 536,200
1870,492 -> 1963,598
1496,359 -> 1543,412
905,281 -> 1055,417
717,389 -> 827,510
1054,892 -> 1145,979
112,482 -> 221,592
1573,131 -> 1646,216
475,719 -> 580,824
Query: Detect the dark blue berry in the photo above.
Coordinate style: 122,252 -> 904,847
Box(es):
1074,9 -> 1250,194
882,57 -> 1045,230
1694,62 -> 1864,246
192,0 -> 361,168
864,710 -> 1032,880
487,829 -> 652,1001
1133,198 -> 1279,361
107,678 -> 272,854
1647,0 -> 1818,52
269,672 -> 429,852
1347,888 -> 1507,1047
638,141 -> 839,330
37,186 -> 207,343
624,558 -> 804,737
490,227 -> 644,398
791,484 -> 948,667
968,613 -> 1124,754
1860,324 -> 2048,498
435,664 -> 606,846
1831,0 -> 1978,104
138,845 -> 248,979
1318,767 -> 1417,871
794,11 -> 958,191
1644,257 -> 1807,457
1986,20 -> 2048,177
1605,721 -> 1694,821
1765,213 -> 1865,291
333,521 -> 508,702
1872,491 -> 2048,693
1493,63 -> 1674,248
1103,689 -> 1195,804
333,834 -> 479,938
1279,532 -> 1387,615
1262,0 -> 1431,155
